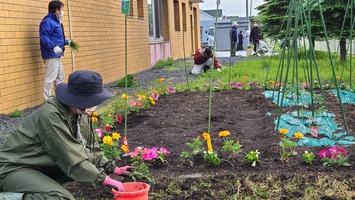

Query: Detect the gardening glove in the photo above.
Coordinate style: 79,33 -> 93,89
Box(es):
103,176 -> 125,192
53,46 -> 63,54
114,166 -> 134,175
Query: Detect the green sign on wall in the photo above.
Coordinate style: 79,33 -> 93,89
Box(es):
121,0 -> 130,15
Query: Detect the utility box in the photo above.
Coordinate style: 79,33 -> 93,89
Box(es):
214,20 -> 250,51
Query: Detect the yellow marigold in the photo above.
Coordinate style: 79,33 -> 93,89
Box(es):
202,132 -> 210,140
294,132 -> 304,139
243,76 -> 248,79
169,81 -> 173,85
121,145 -> 129,153
153,90 -> 159,95
148,96 -> 153,101
103,136 -> 113,146
113,91 -> 117,95
150,100 -> 156,105
108,113 -> 111,117
159,78 -> 165,82
336,75 -> 340,80
270,80 -> 275,85
112,132 -> 121,140
91,117 -> 98,123
137,94 -> 146,99
91,112 -> 98,117
279,128 -> 289,135
121,94 -> 129,100
219,130 -> 231,137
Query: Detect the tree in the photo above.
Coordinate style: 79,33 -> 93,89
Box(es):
257,0 -> 354,62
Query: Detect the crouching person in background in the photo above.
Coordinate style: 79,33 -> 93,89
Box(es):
0,70 -> 133,199
254,39 -> 269,56
191,47 -> 223,75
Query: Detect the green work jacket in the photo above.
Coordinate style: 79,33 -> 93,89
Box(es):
0,97 -> 115,187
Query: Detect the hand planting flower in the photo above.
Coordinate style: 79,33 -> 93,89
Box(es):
244,150 -> 260,167
318,146 -> 351,167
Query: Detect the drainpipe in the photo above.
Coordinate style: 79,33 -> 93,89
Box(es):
67,0 -> 75,72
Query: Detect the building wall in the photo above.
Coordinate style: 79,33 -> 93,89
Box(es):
0,0 -> 200,114
169,1 -> 200,58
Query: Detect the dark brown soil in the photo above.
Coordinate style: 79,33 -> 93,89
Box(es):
67,89 -> 355,199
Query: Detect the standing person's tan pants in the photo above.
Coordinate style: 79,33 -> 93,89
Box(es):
43,58 -> 64,101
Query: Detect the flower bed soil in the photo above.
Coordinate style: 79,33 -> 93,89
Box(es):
67,89 -> 355,199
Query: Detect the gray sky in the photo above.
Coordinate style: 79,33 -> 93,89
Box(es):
199,0 -> 265,17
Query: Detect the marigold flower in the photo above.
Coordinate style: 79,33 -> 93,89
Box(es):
159,78 -> 165,82
243,76 -> 248,79
150,100 -> 156,105
279,128 -> 288,135
113,91 -> 117,95
90,117 -> 98,123
202,132 -> 210,140
219,130 -> 231,137
169,81 -> 173,85
336,75 -> 340,80
269,80 -> 275,85
112,132 -> 121,140
153,90 -> 159,95
294,132 -> 304,139
91,112 -> 98,117
121,94 -> 129,100
103,136 -> 113,146
148,96 -> 154,101
121,145 -> 129,153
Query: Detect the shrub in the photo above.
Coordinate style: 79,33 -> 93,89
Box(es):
116,74 -> 138,87
153,57 -> 174,69
7,110 -> 24,118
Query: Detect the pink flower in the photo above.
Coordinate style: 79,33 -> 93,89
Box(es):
337,147 -> 348,155
141,148 -> 154,160
151,93 -> 159,101
94,128 -> 103,138
159,147 -> 170,155
168,88 -> 175,94
318,150 -> 328,158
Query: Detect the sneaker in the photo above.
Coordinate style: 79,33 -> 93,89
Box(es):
203,65 -> 211,72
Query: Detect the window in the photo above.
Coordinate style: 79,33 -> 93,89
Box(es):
148,0 -> 165,40
129,0 -> 133,16
174,0 -> 180,31
137,0 -> 144,18
182,2 -> 187,31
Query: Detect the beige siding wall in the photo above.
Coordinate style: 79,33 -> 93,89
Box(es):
0,0 -> 200,114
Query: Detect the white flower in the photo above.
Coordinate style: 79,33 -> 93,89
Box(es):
252,161 -> 256,167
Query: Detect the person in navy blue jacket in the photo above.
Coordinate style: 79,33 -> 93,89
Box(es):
40,0 -> 70,101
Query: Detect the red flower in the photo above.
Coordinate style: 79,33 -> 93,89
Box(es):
116,115 -> 123,123
105,126 -> 111,132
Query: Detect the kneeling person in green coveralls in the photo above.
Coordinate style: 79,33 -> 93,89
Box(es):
0,70 -> 133,199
